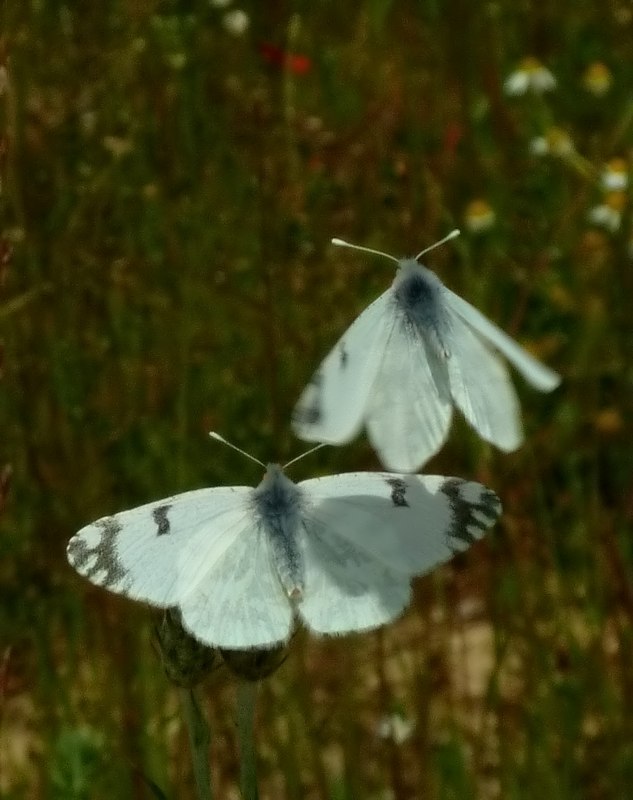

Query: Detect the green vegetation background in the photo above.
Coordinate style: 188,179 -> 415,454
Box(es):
0,1 -> 631,797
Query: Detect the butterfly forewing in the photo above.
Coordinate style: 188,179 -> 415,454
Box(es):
292,291 -> 393,444
442,286 -> 561,391
300,472 -> 501,577
67,487 -> 251,606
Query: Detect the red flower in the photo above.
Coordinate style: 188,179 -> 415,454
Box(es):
259,42 -> 312,75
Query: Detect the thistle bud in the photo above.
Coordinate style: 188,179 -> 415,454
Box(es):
154,608 -> 219,687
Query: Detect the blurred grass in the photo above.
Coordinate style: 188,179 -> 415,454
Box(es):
0,0 -> 631,797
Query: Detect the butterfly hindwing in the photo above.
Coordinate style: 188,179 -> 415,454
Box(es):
298,516 -> 411,635
442,310 -> 523,451
179,522 -> 294,649
365,308 -> 453,472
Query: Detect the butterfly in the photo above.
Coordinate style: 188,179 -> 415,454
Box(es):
292,232 -> 561,473
67,434 -> 501,650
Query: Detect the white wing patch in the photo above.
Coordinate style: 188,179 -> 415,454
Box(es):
292,291 -> 393,444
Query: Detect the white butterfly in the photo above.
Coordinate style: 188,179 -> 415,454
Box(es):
67,433 -> 501,650
292,232 -> 561,472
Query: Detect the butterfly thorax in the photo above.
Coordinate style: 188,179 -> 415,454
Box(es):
392,261 -> 451,358
251,465 -> 305,600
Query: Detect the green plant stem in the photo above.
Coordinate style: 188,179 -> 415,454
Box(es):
179,687 -> 213,800
236,680 -> 259,800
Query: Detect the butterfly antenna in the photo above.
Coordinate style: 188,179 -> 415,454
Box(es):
331,238 -> 400,264
209,432 -> 266,468
283,443 -> 328,470
414,228 -> 460,261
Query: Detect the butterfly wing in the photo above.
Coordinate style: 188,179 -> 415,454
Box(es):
298,521 -> 411,635
296,472 -> 500,635
67,487 -> 252,606
442,308 -> 526,451
292,291 -> 393,444
442,287 -> 561,391
365,310 -> 453,472
179,523 -> 293,649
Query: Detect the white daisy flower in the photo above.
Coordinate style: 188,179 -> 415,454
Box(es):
376,712 -> 415,744
529,127 -> 575,158
601,158 -> 629,191
504,57 -> 557,96
587,191 -> 627,232
222,9 -> 249,36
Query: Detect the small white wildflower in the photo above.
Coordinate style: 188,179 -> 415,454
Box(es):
529,127 -> 575,158
464,199 -> 496,234
376,712 -> 415,745
504,57 -> 557,96
601,158 -> 629,191
222,9 -> 249,36
587,191 -> 627,232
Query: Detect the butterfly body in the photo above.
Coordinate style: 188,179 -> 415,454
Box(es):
251,464 -> 306,599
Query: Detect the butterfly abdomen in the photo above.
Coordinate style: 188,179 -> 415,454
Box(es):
252,466 -> 306,600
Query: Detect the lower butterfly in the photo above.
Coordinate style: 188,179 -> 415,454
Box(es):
67,434 -> 501,650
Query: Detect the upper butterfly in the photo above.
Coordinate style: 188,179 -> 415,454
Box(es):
292,232 -> 561,472
67,433 -> 501,651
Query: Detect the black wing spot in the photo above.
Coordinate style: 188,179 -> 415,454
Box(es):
153,504 -> 172,536
339,344 -> 348,369
386,478 -> 409,507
